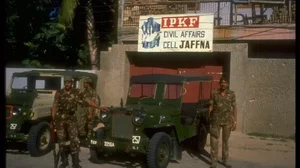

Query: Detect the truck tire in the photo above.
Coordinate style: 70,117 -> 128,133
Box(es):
27,122 -> 52,157
147,132 -> 172,168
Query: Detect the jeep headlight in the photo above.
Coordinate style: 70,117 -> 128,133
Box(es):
100,111 -> 111,122
133,111 -> 146,125
12,107 -> 22,116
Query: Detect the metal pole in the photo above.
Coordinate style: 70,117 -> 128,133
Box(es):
194,0 -> 198,13
234,3 -> 237,25
217,2 -> 220,25
288,0 -> 292,23
260,4 -> 264,23
251,3 -> 256,24
229,1 -> 233,25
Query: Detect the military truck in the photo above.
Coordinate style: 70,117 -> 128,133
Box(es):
89,74 -> 213,168
6,70 -> 98,156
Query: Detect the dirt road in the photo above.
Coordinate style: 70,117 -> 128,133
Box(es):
6,132 -> 295,168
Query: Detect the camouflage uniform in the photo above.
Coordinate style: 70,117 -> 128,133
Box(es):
53,76 -> 91,168
54,88 -> 84,153
209,89 -> 236,167
78,78 -> 100,139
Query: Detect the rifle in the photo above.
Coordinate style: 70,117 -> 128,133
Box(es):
50,108 -> 60,168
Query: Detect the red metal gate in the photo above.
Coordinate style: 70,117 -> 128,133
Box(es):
130,64 -> 223,103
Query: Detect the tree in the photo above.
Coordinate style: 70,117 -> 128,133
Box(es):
23,22 -> 89,69
6,0 -> 90,69
58,0 -> 116,70
5,0 -> 54,66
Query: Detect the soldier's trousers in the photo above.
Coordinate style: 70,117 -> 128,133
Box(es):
78,108 -> 88,137
210,123 -> 232,164
55,115 -> 80,153
87,118 -> 94,138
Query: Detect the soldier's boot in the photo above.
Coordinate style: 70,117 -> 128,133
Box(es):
71,153 -> 82,168
210,162 -> 217,168
222,161 -> 232,168
59,152 -> 69,168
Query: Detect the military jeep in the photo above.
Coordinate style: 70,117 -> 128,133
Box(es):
6,70 -> 98,156
89,74 -> 213,168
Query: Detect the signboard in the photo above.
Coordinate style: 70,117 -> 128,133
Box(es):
138,13 -> 214,52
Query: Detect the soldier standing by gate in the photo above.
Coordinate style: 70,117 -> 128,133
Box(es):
78,77 -> 100,142
208,75 -> 237,168
51,76 -> 107,168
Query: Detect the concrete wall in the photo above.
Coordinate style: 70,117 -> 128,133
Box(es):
98,43 -> 248,132
99,43 -> 295,136
244,56 -> 295,136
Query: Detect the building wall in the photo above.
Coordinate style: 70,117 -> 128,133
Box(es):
98,43 -> 248,132
99,43 -> 295,136
244,55 -> 295,136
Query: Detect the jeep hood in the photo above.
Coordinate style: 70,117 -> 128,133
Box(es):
113,104 -> 159,111
114,103 -> 178,115
6,91 -> 38,107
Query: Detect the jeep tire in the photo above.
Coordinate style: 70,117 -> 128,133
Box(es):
27,122 -> 52,157
147,132 -> 172,168
89,148 -> 104,163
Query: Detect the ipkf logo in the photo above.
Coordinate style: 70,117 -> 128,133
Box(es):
140,17 -> 161,49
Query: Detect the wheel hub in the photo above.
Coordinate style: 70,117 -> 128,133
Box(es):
39,128 -> 50,150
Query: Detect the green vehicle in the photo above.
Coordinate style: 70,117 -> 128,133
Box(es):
89,74 -> 213,168
6,70 -> 98,156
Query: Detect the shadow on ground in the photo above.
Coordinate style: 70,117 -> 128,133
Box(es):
89,142 -> 213,168
183,143 -> 212,166
89,154 -> 148,168
6,142 -> 29,155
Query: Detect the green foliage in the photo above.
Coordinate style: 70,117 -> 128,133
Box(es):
58,0 -> 79,27
6,0 -> 56,66
77,44 -> 90,68
23,22 -> 89,69
6,0 -> 115,69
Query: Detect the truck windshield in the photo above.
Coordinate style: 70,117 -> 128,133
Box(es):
11,76 -> 62,91
129,84 -> 156,99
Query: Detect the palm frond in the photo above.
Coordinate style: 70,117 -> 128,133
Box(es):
58,0 -> 79,26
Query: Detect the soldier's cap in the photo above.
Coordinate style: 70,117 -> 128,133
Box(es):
64,76 -> 73,82
83,77 -> 92,83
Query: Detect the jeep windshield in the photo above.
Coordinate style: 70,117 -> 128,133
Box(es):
127,83 -> 157,104
127,83 -> 183,107
11,76 -> 62,93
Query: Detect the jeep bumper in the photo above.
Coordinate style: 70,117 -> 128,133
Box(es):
89,137 -> 149,154
6,132 -> 28,141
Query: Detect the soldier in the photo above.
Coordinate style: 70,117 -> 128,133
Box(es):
78,77 -> 100,141
51,76 -> 107,168
208,76 -> 237,168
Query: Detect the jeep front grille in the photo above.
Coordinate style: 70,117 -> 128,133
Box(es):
112,113 -> 133,139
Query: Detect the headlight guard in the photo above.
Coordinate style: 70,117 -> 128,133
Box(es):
132,110 -> 146,125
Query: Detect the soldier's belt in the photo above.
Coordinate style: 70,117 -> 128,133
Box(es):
63,111 -> 76,115
58,111 -> 76,115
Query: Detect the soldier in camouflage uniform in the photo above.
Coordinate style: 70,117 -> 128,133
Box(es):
208,76 -> 237,168
78,77 -> 101,140
51,76 -> 107,168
